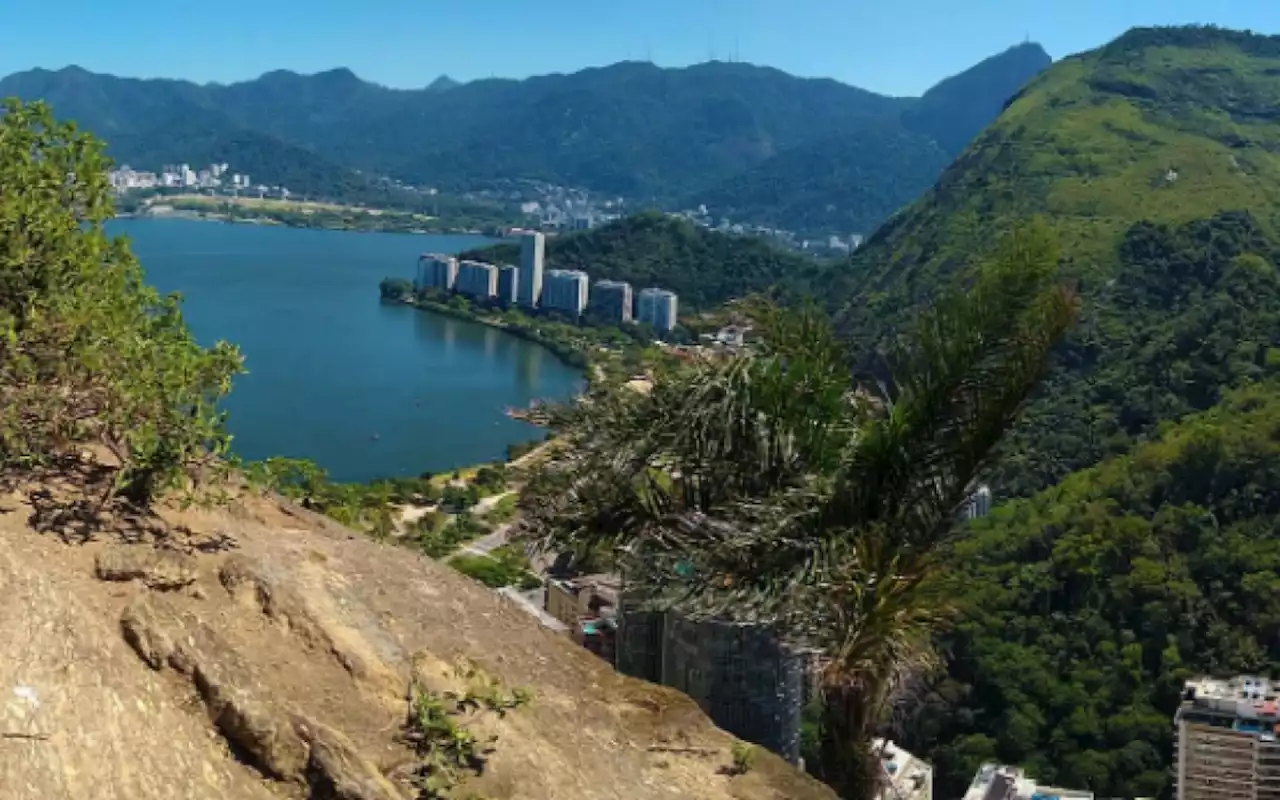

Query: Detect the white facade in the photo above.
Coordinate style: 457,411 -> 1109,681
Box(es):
415,254 -> 458,292
455,260 -> 498,299
497,265 -> 519,305
517,230 -> 545,308
541,269 -> 590,316
637,288 -> 679,333
965,485 -> 993,520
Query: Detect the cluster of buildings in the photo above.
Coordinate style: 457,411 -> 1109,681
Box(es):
669,206 -> 865,256
108,162 -> 253,192
413,230 -> 681,333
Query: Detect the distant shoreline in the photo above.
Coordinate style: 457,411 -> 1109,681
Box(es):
116,208 -> 502,237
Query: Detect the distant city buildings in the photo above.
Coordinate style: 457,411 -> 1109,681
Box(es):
637,288 -> 679,333
517,230 -> 545,308
590,279 -> 633,324
541,269 -> 590,316
963,763 -> 1093,800
108,161 -> 251,193
497,265 -> 519,305
403,228 -> 680,341
415,254 -> 458,292
455,260 -> 498,300
1175,675 -> 1280,800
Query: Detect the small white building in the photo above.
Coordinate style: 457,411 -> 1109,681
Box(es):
873,739 -> 932,800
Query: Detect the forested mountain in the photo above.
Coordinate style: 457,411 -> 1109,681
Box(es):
681,124 -> 952,238
0,45 -> 1049,230
820,25 -> 1280,798
834,25 -> 1280,497
913,382 -> 1280,798
462,212 -> 824,312
684,43 -> 1050,236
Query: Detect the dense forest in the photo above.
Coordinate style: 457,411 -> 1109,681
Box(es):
0,45 -> 1048,232
906,382 -> 1280,798
462,212 -> 826,312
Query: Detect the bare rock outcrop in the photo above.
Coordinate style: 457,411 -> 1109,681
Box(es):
0,485 -> 834,800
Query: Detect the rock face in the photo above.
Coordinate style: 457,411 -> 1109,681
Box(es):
0,481 -> 834,800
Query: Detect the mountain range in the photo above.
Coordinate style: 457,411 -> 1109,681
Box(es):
0,44 -> 1051,235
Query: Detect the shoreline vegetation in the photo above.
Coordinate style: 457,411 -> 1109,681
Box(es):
115,193 -> 524,237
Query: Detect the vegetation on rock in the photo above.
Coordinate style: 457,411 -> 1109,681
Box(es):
0,99 -> 242,507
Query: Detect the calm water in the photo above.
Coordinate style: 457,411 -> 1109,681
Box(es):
109,218 -> 582,483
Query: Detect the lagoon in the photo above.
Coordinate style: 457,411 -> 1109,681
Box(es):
110,218 -> 582,483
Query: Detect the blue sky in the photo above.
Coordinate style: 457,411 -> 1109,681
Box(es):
3,0 -> 1279,95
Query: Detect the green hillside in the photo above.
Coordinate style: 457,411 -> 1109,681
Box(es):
906,382 -> 1280,798
682,124 -> 952,239
462,212 -> 826,313
836,26 -> 1280,496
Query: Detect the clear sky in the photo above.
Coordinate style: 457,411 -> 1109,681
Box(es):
4,0 -> 1279,95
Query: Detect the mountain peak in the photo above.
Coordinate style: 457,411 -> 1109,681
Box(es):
426,74 -> 459,92
899,40 -> 1052,154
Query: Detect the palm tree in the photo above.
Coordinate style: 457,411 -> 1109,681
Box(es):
519,222 -> 1078,799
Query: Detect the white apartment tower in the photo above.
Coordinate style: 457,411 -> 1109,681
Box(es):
517,230 -> 545,308
637,288 -> 679,333
1175,675 -> 1280,800
455,260 -> 498,300
591,279 -> 633,323
541,269 -> 590,316
415,254 -> 458,292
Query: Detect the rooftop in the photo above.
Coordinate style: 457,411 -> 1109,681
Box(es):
962,763 -> 1093,800
872,739 -> 931,800
1179,675 -> 1280,739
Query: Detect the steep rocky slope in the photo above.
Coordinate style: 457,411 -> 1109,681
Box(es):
0,462 -> 831,800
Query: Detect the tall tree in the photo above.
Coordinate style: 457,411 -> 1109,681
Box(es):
520,221 -> 1077,798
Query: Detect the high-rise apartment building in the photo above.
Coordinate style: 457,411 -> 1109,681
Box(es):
455,260 -> 498,300
965,485 -> 993,520
963,764 -> 1092,800
591,280 -> 633,323
415,254 -> 458,292
497,265 -> 519,305
517,230 -> 545,308
541,269 -> 590,317
636,288 -> 679,333
1175,675 -> 1280,800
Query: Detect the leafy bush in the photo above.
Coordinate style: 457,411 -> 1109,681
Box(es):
449,545 -> 541,590
0,100 -> 243,507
